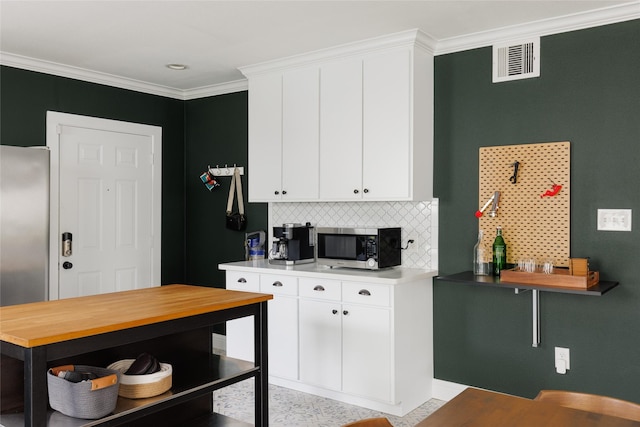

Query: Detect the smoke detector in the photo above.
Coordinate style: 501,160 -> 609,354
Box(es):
493,37 -> 540,83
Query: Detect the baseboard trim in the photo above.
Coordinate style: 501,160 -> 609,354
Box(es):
431,379 -> 470,401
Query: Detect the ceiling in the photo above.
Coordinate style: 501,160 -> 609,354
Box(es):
1,1 -> 638,99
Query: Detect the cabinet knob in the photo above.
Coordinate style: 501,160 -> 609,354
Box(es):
343,310 -> 349,316
282,190 -> 287,195
272,281 -> 283,287
274,191 -> 280,195
332,309 -> 338,315
313,285 -> 325,292
363,188 -> 369,194
358,289 -> 371,296
237,278 -> 247,283
353,189 -> 359,194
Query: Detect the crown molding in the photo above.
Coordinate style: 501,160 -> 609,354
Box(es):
183,79 -> 248,100
435,1 -> 640,55
239,29 -> 436,78
0,52 -> 187,100
1,2 -> 637,99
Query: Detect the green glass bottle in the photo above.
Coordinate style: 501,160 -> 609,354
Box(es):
492,226 -> 507,276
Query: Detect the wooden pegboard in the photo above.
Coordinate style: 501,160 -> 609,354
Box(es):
478,142 -> 570,267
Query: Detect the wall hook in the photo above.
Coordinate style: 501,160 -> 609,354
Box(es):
541,180 -> 562,198
510,161 -> 520,184
207,165 -> 244,177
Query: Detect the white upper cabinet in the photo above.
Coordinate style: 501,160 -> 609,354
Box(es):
242,29 -> 434,202
247,73 -> 283,201
246,67 -> 320,202
282,67 -> 320,201
319,57 -> 363,200
362,49 -> 413,200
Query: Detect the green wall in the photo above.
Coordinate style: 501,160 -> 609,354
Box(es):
0,67 -> 187,284
184,93 -> 268,287
433,20 -> 640,401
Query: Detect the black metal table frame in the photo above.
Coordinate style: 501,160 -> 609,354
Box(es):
1,301 -> 269,427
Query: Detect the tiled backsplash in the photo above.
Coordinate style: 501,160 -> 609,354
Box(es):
268,199 -> 438,270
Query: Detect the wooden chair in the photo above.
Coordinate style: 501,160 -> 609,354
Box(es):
341,417 -> 394,427
535,390 -> 640,421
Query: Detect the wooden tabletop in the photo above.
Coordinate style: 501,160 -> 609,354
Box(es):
416,388 -> 640,427
0,284 -> 272,348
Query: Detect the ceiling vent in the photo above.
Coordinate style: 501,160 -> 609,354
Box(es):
493,37 -> 540,83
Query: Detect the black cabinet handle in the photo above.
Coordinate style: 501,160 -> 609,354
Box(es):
313,285 -> 325,292
274,191 -> 280,195
363,188 -> 369,194
273,281 -> 283,287
282,190 -> 287,195
353,189 -> 359,194
237,278 -> 247,283
343,310 -> 349,316
332,309 -> 338,315
358,289 -> 371,296
63,261 -> 73,270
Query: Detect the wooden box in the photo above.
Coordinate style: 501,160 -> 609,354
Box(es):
500,268 -> 600,289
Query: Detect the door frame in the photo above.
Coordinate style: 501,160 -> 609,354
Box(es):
46,111 -> 162,300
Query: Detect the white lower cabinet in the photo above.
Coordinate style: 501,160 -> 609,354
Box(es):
299,278 -> 342,390
299,278 -> 392,402
342,303 -> 391,402
225,271 -> 260,362
260,274 -> 299,380
223,266 -> 433,416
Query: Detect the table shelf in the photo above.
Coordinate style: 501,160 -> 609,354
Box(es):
437,271 -> 619,296
436,271 -> 619,347
0,356 -> 257,427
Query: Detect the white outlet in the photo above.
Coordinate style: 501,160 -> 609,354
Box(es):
404,238 -> 417,256
598,209 -> 632,231
555,347 -> 570,374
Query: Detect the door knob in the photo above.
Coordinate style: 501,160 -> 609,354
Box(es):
63,261 -> 73,270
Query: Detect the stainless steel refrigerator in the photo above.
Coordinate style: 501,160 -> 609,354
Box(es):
0,145 -> 50,306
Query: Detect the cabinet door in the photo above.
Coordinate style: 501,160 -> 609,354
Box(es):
260,275 -> 298,379
299,299 -> 342,390
267,295 -> 299,380
248,73 -> 283,202
226,272 -> 260,362
362,49 -> 412,200
319,58 -> 363,200
281,67 -> 320,200
342,304 -> 392,402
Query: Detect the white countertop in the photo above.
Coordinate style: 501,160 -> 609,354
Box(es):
219,260 -> 437,285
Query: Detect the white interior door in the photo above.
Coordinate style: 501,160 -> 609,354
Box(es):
47,112 -> 161,299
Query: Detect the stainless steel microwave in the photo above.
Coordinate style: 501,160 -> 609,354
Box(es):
315,227 -> 401,270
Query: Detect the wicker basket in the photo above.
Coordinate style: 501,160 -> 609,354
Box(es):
107,359 -> 172,399
47,365 -> 120,419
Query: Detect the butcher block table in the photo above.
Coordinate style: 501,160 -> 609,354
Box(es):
0,284 -> 272,427
416,388 -> 640,427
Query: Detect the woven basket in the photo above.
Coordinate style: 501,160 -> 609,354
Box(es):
47,365 -> 120,419
107,359 -> 172,399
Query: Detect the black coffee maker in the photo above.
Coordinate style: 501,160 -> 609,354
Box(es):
269,223 -> 315,265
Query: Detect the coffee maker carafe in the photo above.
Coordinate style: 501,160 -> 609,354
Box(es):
269,222 -> 315,265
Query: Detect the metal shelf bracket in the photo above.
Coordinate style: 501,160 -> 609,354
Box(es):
516,288 -> 541,347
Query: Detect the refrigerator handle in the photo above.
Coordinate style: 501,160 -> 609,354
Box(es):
62,232 -> 72,257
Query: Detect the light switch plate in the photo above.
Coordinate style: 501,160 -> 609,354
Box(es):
597,209 -> 632,231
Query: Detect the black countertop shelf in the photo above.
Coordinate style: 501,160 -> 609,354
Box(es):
436,271 -> 620,347
436,271 -> 619,296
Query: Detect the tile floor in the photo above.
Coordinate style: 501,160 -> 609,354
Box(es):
213,379 -> 445,427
